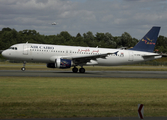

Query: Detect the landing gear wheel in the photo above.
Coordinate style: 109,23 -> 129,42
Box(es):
79,68 -> 85,73
21,61 -> 26,71
21,67 -> 26,71
72,67 -> 78,73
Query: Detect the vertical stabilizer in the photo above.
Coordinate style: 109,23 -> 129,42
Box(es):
130,27 -> 160,52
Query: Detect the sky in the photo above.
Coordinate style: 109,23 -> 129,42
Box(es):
1,0 -> 167,39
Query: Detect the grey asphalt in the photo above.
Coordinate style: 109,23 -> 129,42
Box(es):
0,70 -> 167,78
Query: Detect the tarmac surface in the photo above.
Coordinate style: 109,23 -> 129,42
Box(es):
0,70 -> 167,78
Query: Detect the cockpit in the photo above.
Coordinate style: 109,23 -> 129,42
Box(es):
8,47 -> 17,50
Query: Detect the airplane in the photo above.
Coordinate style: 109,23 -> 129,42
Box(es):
1,26 -> 162,73
51,22 -> 56,25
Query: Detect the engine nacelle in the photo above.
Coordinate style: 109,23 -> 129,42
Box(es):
47,58 -> 72,69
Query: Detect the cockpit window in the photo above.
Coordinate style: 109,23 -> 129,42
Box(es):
9,47 -> 14,50
9,47 -> 17,50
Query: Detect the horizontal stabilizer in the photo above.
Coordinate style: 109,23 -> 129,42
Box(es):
142,53 -> 162,57
160,54 -> 167,57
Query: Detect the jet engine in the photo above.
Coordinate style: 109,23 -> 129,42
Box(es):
47,58 -> 72,69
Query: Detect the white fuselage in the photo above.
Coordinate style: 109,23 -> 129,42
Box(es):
2,43 -> 161,66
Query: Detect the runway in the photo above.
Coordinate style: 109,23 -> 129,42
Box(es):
0,70 -> 167,78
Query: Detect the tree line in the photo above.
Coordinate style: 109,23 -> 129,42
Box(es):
0,27 -> 167,54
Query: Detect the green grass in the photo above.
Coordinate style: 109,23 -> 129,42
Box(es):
0,77 -> 167,118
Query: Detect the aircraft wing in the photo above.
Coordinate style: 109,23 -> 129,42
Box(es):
70,51 -> 118,66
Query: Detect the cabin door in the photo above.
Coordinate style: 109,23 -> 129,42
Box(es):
23,45 -> 28,55
128,52 -> 134,61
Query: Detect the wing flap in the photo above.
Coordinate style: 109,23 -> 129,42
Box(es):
72,51 -> 118,65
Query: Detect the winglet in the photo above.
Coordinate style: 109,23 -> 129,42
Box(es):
130,27 -> 160,52
114,51 -> 119,56
107,51 -> 119,56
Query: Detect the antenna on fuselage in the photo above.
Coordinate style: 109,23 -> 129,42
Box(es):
26,41 -> 28,44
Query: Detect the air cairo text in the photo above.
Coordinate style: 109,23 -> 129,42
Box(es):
31,45 -> 54,49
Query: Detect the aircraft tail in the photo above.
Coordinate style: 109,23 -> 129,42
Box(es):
130,26 -> 160,52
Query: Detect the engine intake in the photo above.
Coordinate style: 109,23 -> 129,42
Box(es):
47,58 -> 72,69
47,63 -> 55,68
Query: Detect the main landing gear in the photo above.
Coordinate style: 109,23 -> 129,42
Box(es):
72,67 -> 78,73
72,66 -> 85,73
79,68 -> 85,73
21,61 -> 26,71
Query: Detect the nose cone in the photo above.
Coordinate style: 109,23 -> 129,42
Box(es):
2,50 -> 8,58
0,50 -> 3,54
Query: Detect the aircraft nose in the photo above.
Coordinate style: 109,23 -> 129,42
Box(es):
0,50 -> 3,54
2,50 -> 8,58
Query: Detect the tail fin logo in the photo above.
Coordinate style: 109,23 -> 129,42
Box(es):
142,37 -> 155,45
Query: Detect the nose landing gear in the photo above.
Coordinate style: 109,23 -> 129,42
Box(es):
21,61 -> 26,71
